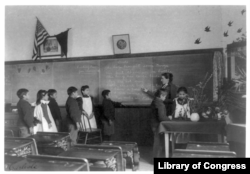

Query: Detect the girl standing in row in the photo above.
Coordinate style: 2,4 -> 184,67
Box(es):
33,90 -> 58,134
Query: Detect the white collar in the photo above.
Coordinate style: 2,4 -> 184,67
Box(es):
41,100 -> 50,104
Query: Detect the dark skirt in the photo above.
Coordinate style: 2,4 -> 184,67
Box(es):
101,120 -> 115,136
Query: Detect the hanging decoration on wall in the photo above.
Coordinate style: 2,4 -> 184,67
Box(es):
33,66 -> 36,72
241,9 -> 246,15
194,38 -> 201,44
45,64 -> 49,70
205,26 -> 211,32
39,36 -> 63,58
18,67 -> 21,73
228,21 -> 233,27
28,68 -> 31,73
32,17 -> 50,61
112,34 -> 131,55
224,31 -> 229,37
55,28 -> 71,58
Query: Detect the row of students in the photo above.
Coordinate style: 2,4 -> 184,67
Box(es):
16,85 -> 120,144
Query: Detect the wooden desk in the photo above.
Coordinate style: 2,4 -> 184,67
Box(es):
59,146 -> 119,171
5,137 -> 38,157
5,155 -> 89,171
158,121 -> 226,158
28,132 -> 71,155
100,141 -> 140,171
226,123 -> 246,157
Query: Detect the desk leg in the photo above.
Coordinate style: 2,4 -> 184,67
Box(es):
164,133 -> 169,158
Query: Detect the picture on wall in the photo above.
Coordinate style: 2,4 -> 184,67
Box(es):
39,36 -> 63,57
112,34 -> 131,55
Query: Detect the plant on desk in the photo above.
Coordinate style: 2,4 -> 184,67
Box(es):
188,73 -> 213,122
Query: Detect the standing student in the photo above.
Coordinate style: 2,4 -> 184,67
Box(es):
150,89 -> 171,158
65,87 -> 82,145
79,85 -> 97,130
16,88 -> 34,137
33,90 -> 58,134
48,89 -> 63,132
101,89 -> 122,141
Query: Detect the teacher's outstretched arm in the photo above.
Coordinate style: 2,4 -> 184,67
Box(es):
141,88 -> 154,98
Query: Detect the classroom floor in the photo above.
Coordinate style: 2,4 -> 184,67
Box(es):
126,146 -> 154,171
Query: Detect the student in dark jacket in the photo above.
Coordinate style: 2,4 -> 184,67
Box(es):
16,88 -> 34,137
150,88 -> 172,158
101,90 -> 122,141
65,87 -> 82,145
48,89 -> 63,132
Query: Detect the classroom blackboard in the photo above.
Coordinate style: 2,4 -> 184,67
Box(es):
5,50 -> 215,105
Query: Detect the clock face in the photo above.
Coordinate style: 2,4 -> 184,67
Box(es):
117,39 -> 127,50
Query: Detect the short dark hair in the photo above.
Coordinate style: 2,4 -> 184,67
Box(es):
155,89 -> 168,98
81,85 -> 89,91
67,86 -> 78,95
102,90 -> 110,98
48,89 -> 57,98
161,73 -> 173,83
36,90 -> 47,105
177,86 -> 188,94
16,88 -> 29,99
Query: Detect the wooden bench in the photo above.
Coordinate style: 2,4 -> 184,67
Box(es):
100,141 -> 140,171
58,144 -> 124,171
5,155 -> 90,171
28,132 -> 71,155
186,141 -> 230,151
5,137 -> 38,157
172,149 -> 236,158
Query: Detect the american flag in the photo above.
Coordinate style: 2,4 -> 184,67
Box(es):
32,18 -> 49,60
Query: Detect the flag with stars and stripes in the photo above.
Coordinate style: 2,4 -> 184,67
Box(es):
32,18 -> 49,60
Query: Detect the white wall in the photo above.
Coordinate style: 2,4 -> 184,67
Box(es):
5,5 -> 246,61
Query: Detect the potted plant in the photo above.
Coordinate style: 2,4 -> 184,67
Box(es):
188,73 -> 213,122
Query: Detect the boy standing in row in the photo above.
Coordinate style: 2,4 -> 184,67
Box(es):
16,88 -> 34,137
48,89 -> 63,132
65,87 -> 82,145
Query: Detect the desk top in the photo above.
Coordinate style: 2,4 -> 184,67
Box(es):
158,121 -> 226,134
59,147 -> 118,161
28,133 -> 69,145
100,142 -> 135,152
5,140 -> 33,150
5,156 -> 86,171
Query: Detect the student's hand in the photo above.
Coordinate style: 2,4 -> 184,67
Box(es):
89,113 -> 94,119
82,110 -> 88,116
29,127 -> 34,135
168,116 -> 173,120
141,88 -> 148,93
48,123 -> 52,129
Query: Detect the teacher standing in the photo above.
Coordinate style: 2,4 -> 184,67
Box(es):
142,72 -> 177,115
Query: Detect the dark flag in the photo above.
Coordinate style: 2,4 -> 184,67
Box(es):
32,18 -> 50,60
55,28 -> 71,58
